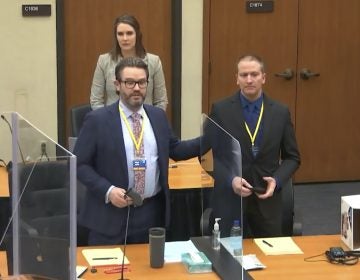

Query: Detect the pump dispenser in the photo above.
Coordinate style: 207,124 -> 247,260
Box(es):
212,218 -> 221,250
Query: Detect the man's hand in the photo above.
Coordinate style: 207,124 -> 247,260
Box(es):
232,176 -> 253,197
232,176 -> 277,199
108,187 -> 134,208
256,177 -> 276,199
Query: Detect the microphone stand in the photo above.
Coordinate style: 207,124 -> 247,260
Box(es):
39,142 -> 50,161
120,202 -> 131,280
119,189 -> 142,280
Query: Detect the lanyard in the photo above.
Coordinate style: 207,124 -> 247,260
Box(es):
244,102 -> 264,147
119,104 -> 145,153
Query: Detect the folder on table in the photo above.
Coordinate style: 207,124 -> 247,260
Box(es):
82,248 -> 130,267
254,237 -> 303,255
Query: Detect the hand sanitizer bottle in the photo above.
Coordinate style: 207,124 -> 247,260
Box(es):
212,218 -> 221,250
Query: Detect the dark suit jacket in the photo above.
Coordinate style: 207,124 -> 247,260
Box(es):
74,101 -> 200,236
209,92 -> 300,236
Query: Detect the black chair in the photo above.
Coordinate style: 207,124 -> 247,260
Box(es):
69,104 -> 92,245
8,160 -> 89,243
200,179 -> 302,237
6,160 -> 71,278
281,179 -> 302,236
70,104 -> 91,137
11,160 -> 71,239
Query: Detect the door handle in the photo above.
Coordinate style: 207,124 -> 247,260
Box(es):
274,68 -> 294,80
300,68 -> 320,80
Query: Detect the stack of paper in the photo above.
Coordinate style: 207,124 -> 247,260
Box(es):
82,247 -> 130,267
164,240 -> 199,263
254,237 -> 303,255
241,254 -> 266,270
220,238 -> 265,270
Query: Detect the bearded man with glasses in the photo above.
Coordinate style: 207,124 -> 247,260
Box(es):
74,57 -> 201,245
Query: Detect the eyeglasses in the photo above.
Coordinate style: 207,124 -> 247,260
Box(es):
120,79 -> 148,89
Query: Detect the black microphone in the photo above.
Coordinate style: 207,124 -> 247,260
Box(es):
125,188 -> 143,207
119,188 -> 143,280
39,142 -> 50,161
1,114 -> 26,164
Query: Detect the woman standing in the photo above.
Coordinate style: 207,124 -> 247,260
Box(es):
90,14 -> 168,111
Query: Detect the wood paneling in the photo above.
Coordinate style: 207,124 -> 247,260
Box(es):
295,0 -> 360,181
63,0 -> 172,138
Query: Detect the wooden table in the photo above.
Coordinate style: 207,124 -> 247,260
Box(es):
245,234 -> 360,280
169,158 -> 213,190
77,244 -> 219,279
0,159 -> 211,194
0,167 -> 10,247
0,250 -> 8,276
2,235 -> 359,279
0,167 -> 9,197
1,245 -> 219,280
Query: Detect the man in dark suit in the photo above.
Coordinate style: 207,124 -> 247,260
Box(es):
209,54 -> 300,238
74,57 -> 200,245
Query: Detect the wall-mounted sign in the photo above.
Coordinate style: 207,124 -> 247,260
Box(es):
22,4 -> 51,17
246,1 -> 274,13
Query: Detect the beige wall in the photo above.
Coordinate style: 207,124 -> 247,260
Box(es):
0,0 -> 57,162
181,0 -> 203,139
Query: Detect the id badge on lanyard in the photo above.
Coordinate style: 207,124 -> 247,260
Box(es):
251,145 -> 260,157
133,158 -> 146,171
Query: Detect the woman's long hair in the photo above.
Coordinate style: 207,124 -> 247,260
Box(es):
110,14 -> 146,60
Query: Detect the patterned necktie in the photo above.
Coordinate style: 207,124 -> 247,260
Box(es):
131,112 -> 145,195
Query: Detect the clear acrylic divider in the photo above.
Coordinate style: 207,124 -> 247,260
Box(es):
0,112 -> 76,279
197,114 -> 245,279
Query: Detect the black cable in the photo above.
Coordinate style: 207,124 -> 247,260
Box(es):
326,251 -> 358,266
304,252 -> 328,262
305,250 -> 359,265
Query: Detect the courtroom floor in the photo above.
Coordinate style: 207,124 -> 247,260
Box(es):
294,181 -> 360,235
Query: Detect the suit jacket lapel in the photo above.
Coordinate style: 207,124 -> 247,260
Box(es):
227,94 -> 253,154
143,106 -> 163,157
259,95 -> 273,152
106,102 -> 128,172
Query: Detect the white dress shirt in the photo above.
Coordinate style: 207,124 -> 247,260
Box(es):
106,101 -> 160,202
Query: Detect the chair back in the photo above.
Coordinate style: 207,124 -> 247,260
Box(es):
281,179 -> 295,236
70,104 -> 91,137
17,161 -> 70,238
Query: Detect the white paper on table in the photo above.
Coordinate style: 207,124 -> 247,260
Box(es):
164,240 -> 199,263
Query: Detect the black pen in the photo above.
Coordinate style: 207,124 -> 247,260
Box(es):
92,257 -> 118,260
262,240 -> 273,247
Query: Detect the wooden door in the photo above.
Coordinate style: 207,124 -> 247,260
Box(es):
296,0 -> 360,181
203,0 -> 298,119
63,0 -> 172,138
204,0 -> 360,182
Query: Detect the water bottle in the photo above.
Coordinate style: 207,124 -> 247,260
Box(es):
230,220 -> 242,257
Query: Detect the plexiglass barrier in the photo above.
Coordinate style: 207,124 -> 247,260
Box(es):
197,114 -> 245,279
0,112 -> 76,279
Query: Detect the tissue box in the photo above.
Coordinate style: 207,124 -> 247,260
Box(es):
341,195 -> 360,250
181,251 -> 212,273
